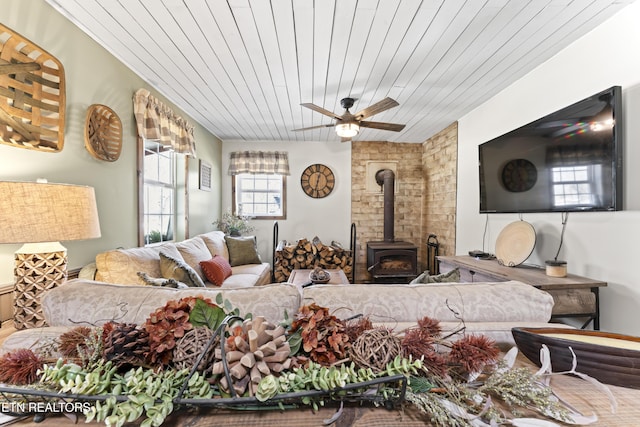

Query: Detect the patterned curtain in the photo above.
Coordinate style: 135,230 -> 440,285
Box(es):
228,151 -> 290,175
133,88 -> 196,156
546,143 -> 611,167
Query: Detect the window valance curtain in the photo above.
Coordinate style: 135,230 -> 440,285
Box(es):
133,88 -> 196,156
546,143 -> 611,167
228,151 -> 290,175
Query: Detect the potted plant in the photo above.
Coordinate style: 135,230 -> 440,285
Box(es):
213,210 -> 255,236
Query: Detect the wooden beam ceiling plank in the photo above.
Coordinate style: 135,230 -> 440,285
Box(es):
153,0 -> 258,140
346,0 -> 400,113
292,0 -> 314,140
381,0 -> 487,128
209,1 -> 281,140
362,1 -> 440,122
48,0 -> 227,138
386,0 -> 509,127
311,0 -> 336,141
249,0 -> 298,141
353,0 -> 422,123
232,7 -> 287,140
320,0 -> 357,142
187,1 -> 273,140
329,5 -> 376,116
272,0 -> 304,141
169,0 -> 265,140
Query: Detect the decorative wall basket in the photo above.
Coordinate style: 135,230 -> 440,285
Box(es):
0,24 -> 65,152
84,104 -> 123,161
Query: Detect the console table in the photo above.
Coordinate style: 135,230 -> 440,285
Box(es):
437,256 -> 606,330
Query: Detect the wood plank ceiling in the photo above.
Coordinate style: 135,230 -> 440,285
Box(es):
45,0 -> 634,143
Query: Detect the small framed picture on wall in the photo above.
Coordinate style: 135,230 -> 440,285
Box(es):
199,160 -> 212,191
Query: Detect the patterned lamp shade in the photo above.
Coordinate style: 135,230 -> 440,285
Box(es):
0,181 -> 101,329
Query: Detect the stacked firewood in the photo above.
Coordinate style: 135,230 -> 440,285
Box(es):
273,236 -> 353,282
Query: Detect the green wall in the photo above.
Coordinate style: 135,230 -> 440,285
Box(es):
0,0 -> 222,284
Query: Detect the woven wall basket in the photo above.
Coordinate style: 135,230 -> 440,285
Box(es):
0,24 -> 65,152
84,104 -> 123,161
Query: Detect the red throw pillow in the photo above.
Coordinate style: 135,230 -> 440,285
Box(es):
200,255 -> 232,286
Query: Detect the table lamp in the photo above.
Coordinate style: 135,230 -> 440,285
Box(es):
0,180 -> 101,329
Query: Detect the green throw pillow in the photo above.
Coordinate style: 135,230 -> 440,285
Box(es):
159,252 -> 205,287
224,235 -> 262,267
410,268 -> 460,284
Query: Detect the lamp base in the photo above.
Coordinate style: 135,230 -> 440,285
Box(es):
13,242 -> 67,329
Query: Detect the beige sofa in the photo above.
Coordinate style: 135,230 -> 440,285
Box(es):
90,231 -> 271,288
1,279 -> 564,354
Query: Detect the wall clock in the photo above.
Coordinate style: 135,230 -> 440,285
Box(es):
501,159 -> 537,192
301,164 -> 335,198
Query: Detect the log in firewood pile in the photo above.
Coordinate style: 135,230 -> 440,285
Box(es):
273,236 -> 353,282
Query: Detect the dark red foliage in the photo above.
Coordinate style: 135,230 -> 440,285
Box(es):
448,335 -> 500,375
0,349 -> 44,385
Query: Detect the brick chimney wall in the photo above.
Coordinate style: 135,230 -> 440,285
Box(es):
351,123 -> 458,282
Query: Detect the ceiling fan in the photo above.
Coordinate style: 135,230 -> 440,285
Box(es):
292,97 -> 406,141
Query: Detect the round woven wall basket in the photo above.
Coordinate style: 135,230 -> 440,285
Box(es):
84,104 -> 123,162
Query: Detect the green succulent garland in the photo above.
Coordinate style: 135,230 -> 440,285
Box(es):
255,355 -> 427,407
39,358 -> 212,427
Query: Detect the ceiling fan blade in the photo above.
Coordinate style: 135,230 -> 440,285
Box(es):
301,103 -> 342,120
354,97 -> 399,119
292,124 -> 334,132
359,120 -> 406,132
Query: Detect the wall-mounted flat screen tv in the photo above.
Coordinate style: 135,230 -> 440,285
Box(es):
479,86 -> 623,213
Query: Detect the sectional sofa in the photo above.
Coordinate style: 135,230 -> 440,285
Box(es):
1,278 -> 561,355
84,230 -> 271,288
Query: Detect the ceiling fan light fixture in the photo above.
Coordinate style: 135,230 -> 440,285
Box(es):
335,122 -> 359,138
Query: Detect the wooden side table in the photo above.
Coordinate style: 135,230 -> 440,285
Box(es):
287,269 -> 350,286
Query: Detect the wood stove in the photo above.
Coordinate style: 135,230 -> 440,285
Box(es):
366,241 -> 418,282
365,169 -> 418,283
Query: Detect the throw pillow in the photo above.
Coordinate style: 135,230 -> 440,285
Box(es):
224,235 -> 262,267
410,268 -> 460,284
159,252 -> 206,287
137,271 -> 188,289
200,255 -> 233,286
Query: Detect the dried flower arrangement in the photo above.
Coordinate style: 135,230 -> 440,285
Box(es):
0,298 -> 613,427
212,209 -> 255,235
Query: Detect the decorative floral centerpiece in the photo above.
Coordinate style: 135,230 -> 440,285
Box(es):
0,296 -> 612,427
213,209 -> 254,236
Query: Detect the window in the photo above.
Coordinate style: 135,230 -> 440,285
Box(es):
232,173 -> 286,219
552,165 -> 600,207
142,140 -> 176,244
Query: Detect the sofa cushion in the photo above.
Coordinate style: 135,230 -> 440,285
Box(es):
159,252 -> 205,287
199,231 -> 230,261
224,235 -> 262,266
41,280 -> 300,327
95,244 -> 184,285
200,255 -> 232,286
303,281 -> 554,324
174,237 -> 213,281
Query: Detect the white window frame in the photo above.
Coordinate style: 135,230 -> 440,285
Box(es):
551,164 -> 599,208
232,173 -> 286,219
140,139 -> 177,245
